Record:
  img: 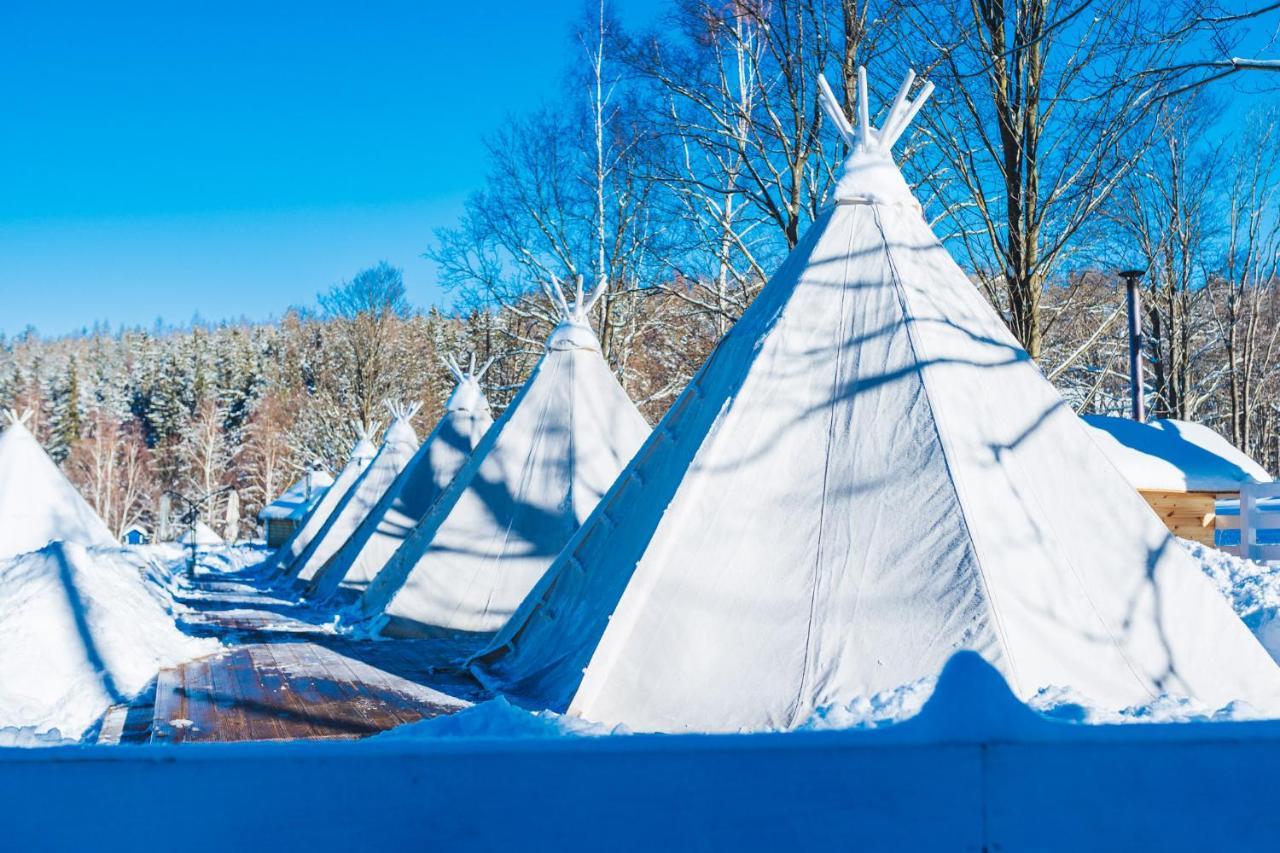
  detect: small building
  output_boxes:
[1082,416,1272,545]
[258,468,334,548]
[121,524,149,546]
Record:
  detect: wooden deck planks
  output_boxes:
[149,639,466,743]
[143,567,477,744]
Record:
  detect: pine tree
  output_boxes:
[47,358,84,463]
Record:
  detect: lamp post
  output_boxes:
[1119,269,1146,422]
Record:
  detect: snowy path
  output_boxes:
[119,546,490,744]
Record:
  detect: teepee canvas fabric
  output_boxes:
[353,282,651,637]
[272,429,378,575]
[289,404,422,585]
[0,413,114,560]
[305,361,495,600]
[470,69,1280,732]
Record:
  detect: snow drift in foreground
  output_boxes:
[381,671,1263,742]
[1182,538,1280,663]
[383,540,1280,739]
[0,542,219,740]
[374,696,625,740]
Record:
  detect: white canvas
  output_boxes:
[0,413,114,560]
[353,287,650,637]
[305,364,495,600]
[469,69,1280,733]
[289,404,421,585]
[272,429,377,575]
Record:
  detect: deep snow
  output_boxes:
[0,543,219,739]
[2,535,1278,746]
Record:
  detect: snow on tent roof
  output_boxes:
[258,469,336,522]
[271,424,379,575]
[304,358,495,601]
[287,402,423,586]
[351,278,651,637]
[178,520,224,546]
[0,411,114,561]
[0,542,219,738]
[1082,416,1271,493]
[468,68,1280,733]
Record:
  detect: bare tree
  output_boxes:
[65,410,156,539]
[911,0,1268,359]
[1211,110,1280,454]
[1110,103,1221,420]
[318,261,413,431]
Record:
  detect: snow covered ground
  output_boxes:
[2,535,1280,746]
[0,542,220,740]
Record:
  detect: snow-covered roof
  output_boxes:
[259,469,335,521]
[0,412,114,561]
[1082,416,1271,493]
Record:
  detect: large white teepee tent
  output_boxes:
[271,425,378,574]
[305,358,495,600]
[352,278,651,637]
[0,411,114,560]
[470,69,1280,733]
[288,402,422,586]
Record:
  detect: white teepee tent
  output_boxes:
[0,410,114,560]
[469,68,1280,732]
[288,402,422,586]
[272,425,378,574]
[305,358,495,600]
[351,278,651,637]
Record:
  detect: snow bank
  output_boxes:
[374,696,624,740]
[1182,537,1280,662]
[0,542,219,740]
[796,675,1262,731]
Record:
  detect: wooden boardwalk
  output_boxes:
[148,642,471,743]
[106,563,489,745]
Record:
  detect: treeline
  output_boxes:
[4,0,1280,539]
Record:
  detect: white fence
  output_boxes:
[1217,482,1280,562]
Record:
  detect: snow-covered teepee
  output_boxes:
[271,424,378,574]
[288,402,422,586]
[305,357,495,600]
[0,410,114,561]
[351,277,651,637]
[470,68,1280,732]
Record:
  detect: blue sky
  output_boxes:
[0,1,1274,336]
[0,1,661,336]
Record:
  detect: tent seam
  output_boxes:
[874,205,1023,696]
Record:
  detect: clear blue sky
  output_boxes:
[1,1,1274,337]
[0,0,661,336]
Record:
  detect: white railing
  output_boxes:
[1217,482,1280,562]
